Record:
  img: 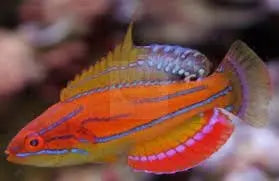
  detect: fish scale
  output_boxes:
[142,44,211,79]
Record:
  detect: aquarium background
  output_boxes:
[0,0,279,181]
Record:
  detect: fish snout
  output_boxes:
[4,149,10,155]
[5,144,20,156]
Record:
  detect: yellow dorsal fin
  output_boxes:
[60,23,169,101]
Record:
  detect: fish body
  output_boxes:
[6,24,271,174]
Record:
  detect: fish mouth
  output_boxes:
[5,150,13,162]
[5,149,19,163]
[5,151,26,165]
[5,149,9,155]
[5,150,14,161]
[4,149,12,160]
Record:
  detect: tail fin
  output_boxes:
[217,40,272,127]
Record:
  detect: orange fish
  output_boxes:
[5,24,271,174]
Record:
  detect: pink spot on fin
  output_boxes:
[194,133,204,141]
[202,125,213,134]
[129,156,139,161]
[157,153,166,160]
[166,149,176,157]
[209,108,219,125]
[185,138,195,147]
[175,144,185,152]
[148,155,157,161]
[141,156,147,162]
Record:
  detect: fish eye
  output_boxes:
[24,133,44,152]
[29,139,39,147]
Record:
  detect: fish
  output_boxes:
[5,24,272,174]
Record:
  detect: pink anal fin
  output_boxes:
[128,108,235,174]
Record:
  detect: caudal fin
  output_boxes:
[218,40,272,127]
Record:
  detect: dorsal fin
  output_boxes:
[60,23,173,101]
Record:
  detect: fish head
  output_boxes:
[5,101,89,167]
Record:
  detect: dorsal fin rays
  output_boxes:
[60,23,214,101]
[60,23,171,101]
[122,23,133,50]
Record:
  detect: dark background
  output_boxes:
[0,0,279,181]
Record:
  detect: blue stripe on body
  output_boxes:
[95,86,232,143]
[16,148,88,158]
[38,106,83,135]
[81,114,130,126]
[135,85,207,103]
[66,80,177,102]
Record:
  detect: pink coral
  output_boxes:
[43,0,110,24]
[0,31,44,96]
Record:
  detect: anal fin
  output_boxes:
[128,108,234,174]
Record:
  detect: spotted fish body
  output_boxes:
[6,24,271,174]
[140,44,211,78]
